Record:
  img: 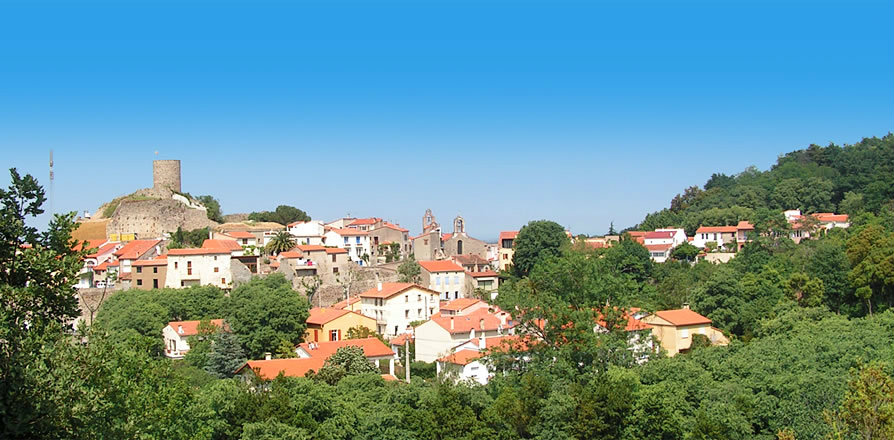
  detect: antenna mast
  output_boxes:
[49,150,54,215]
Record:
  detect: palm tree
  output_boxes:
[266,231,296,255]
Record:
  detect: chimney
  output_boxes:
[450,317,454,331]
[479,319,485,330]
[264,352,272,360]
[177,325,183,334]
[682,303,690,310]
[478,335,486,350]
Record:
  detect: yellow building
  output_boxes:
[305,307,377,343]
[641,307,729,356]
[498,231,518,271]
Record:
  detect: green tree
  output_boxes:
[266,231,296,255]
[249,205,310,225]
[226,274,310,359]
[510,220,570,278]
[670,241,701,262]
[826,364,894,440]
[314,346,379,385]
[205,331,247,378]
[398,255,422,283]
[197,194,224,223]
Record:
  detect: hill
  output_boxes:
[635,134,894,234]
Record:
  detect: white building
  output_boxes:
[162,319,226,359]
[323,228,372,266]
[165,248,233,288]
[414,307,514,363]
[358,283,441,338]
[436,335,526,385]
[418,260,468,300]
[223,231,260,248]
[692,226,738,250]
[287,221,326,245]
[644,229,686,247]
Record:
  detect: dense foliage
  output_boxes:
[510,219,570,278]
[197,195,225,223]
[636,134,894,235]
[248,205,311,226]
[168,226,212,249]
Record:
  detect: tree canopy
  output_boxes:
[248,205,310,225]
[510,220,570,278]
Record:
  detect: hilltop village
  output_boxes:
[70,159,853,384]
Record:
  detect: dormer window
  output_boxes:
[177,325,183,334]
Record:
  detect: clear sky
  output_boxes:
[2,0,892,241]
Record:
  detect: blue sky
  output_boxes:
[1,0,892,241]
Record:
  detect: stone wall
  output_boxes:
[107,198,217,239]
[153,160,181,193]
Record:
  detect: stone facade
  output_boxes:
[153,160,182,194]
[107,198,216,240]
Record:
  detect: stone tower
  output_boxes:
[152,160,181,193]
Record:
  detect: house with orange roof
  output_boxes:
[439,298,489,316]
[113,239,163,277]
[418,259,468,300]
[785,209,850,243]
[296,337,396,377]
[436,335,530,384]
[162,319,227,359]
[304,307,377,343]
[323,228,371,266]
[693,226,739,250]
[368,221,411,263]
[332,296,361,312]
[641,306,729,356]
[498,230,519,271]
[414,308,514,362]
[236,337,398,381]
[165,248,233,289]
[346,217,382,232]
[132,257,168,290]
[735,221,755,250]
[236,357,328,380]
[359,282,441,337]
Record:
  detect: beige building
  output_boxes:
[132,257,167,290]
[498,231,518,271]
[295,245,352,284]
[358,282,440,338]
[304,307,378,343]
[418,260,468,300]
[165,248,233,289]
[163,319,226,359]
[441,216,487,258]
[414,307,514,362]
[641,307,729,356]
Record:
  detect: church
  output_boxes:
[412,209,488,261]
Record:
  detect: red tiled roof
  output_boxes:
[202,239,243,251]
[441,298,483,311]
[441,233,453,241]
[499,231,518,241]
[85,241,120,258]
[736,221,754,230]
[644,231,675,239]
[297,337,394,359]
[468,271,498,278]
[279,251,304,259]
[390,333,414,346]
[92,260,118,272]
[296,245,327,252]
[596,314,652,332]
[438,350,482,365]
[167,319,226,336]
[306,307,351,325]
[74,239,109,253]
[332,297,360,309]
[114,239,161,260]
[381,374,399,381]
[418,260,464,273]
[167,248,231,256]
[654,309,712,326]
[237,357,327,380]
[429,308,512,334]
[132,258,168,266]
[328,228,369,237]
[626,231,648,237]
[645,243,673,251]
[695,226,738,234]
[348,218,381,226]
[359,283,437,299]
[814,213,849,222]
[226,231,255,239]
[382,222,409,232]
[325,248,348,254]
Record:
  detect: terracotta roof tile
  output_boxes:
[332,297,360,309]
[114,239,162,260]
[306,307,351,325]
[226,231,255,239]
[325,248,348,254]
[429,308,512,334]
[167,248,231,256]
[236,357,326,380]
[167,319,227,336]
[499,231,518,241]
[202,239,243,251]
[297,337,394,358]
[329,228,369,236]
[644,231,676,239]
[440,298,483,311]
[382,222,409,232]
[279,251,304,259]
[654,309,712,326]
[438,350,482,365]
[418,260,464,273]
[695,226,738,234]
[296,245,327,252]
[359,283,437,299]
[468,271,499,278]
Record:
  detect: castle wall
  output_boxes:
[107,198,216,239]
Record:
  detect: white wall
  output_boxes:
[428,270,467,300]
[360,287,440,338]
[165,254,233,288]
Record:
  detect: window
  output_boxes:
[187,261,192,276]
[503,253,508,259]
[333,267,339,274]
[405,295,409,303]
[174,262,179,269]
[344,237,349,244]
[330,329,340,341]
[136,267,142,273]
[417,294,421,302]
[153,267,158,273]
[356,237,361,244]
[136,279,142,286]
[453,275,459,285]
[424,239,429,245]
[214,267,219,273]
[242,239,248,245]
[213,256,217,260]
[331,254,336,263]
[221,278,226,284]
[405,310,409,318]
[418,308,422,317]
[153,279,158,289]
[454,291,459,299]
[180,280,185,287]
[457,240,463,254]
[435,277,440,286]
[681,329,689,338]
